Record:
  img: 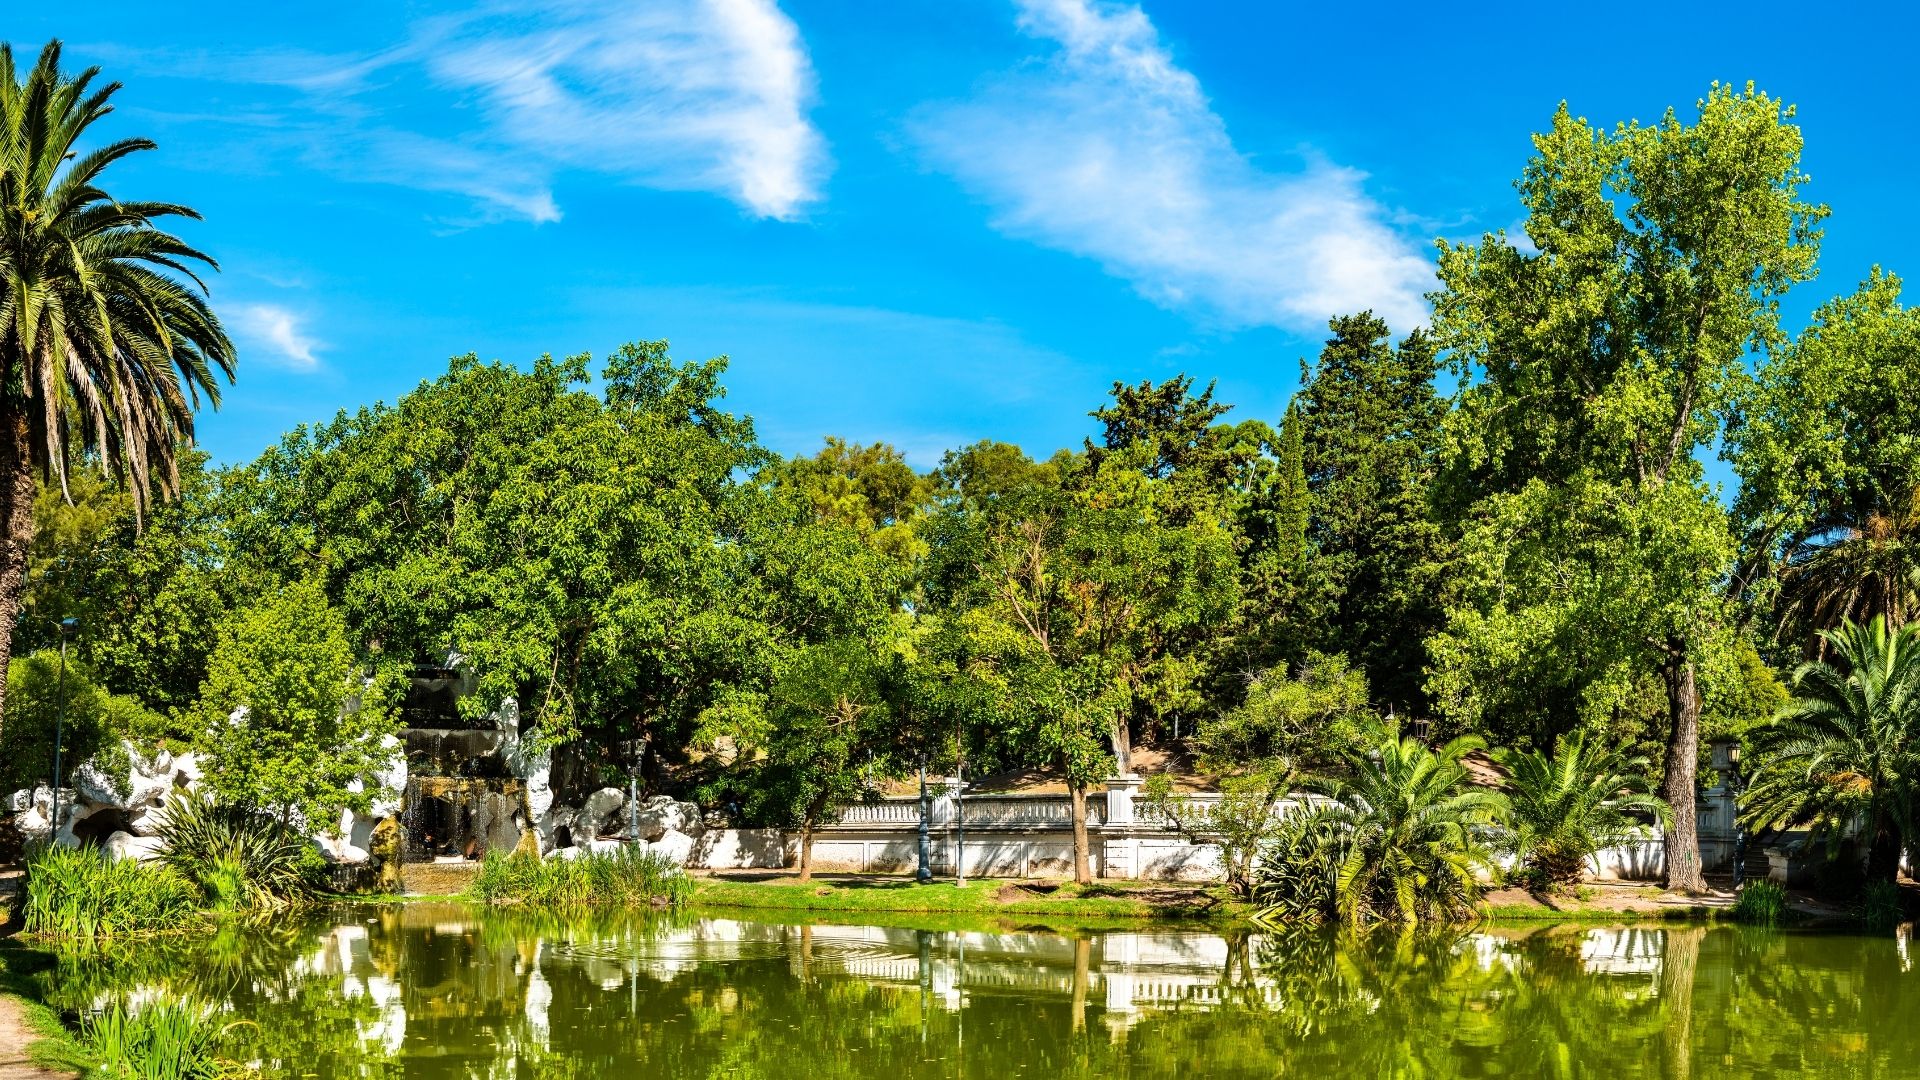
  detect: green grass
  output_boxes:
[469,848,694,907]
[691,875,1236,921]
[0,942,96,1076]
[1477,903,1723,924]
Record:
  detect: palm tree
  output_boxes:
[1501,731,1671,888]
[1742,616,1920,883]
[1776,488,1920,657]
[1310,730,1508,923]
[0,40,233,728]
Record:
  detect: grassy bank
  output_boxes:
[0,944,91,1076]
[691,875,1238,921]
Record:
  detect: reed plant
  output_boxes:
[470,846,692,907]
[81,1000,238,1080]
[1729,880,1789,926]
[22,845,200,938]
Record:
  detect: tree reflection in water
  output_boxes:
[19,906,1919,1078]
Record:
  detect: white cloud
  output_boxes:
[422,0,827,221]
[912,0,1432,332]
[232,304,322,369]
[110,0,826,224]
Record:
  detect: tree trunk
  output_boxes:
[797,820,814,883]
[1867,809,1902,885]
[1069,781,1092,885]
[1660,647,1706,894]
[0,410,36,745]
[1070,935,1090,1034]
[1658,926,1702,1080]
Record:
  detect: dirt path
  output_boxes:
[0,996,70,1079]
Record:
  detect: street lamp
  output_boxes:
[916,761,933,883]
[1708,736,1746,889]
[619,737,648,844]
[48,617,77,843]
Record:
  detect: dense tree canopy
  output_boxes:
[10,76,1920,907]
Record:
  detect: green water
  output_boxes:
[22,905,1920,1077]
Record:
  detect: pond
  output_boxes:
[21,905,1919,1077]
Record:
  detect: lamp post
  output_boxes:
[1709,736,1746,890]
[620,737,648,845]
[48,617,76,842]
[916,762,932,883]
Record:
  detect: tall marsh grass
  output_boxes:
[1730,880,1788,926]
[469,846,692,907]
[81,1000,236,1080]
[22,845,199,938]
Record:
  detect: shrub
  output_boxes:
[81,1000,234,1080]
[469,847,692,907]
[1501,731,1670,889]
[1730,880,1788,926]
[155,792,324,909]
[22,846,199,938]
[1249,807,1348,925]
[1860,879,1906,930]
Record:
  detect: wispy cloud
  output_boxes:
[912,0,1431,332]
[232,304,322,369]
[103,0,826,224]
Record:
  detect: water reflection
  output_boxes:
[24,907,1920,1078]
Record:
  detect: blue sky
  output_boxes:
[14,1,1920,469]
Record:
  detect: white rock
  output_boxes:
[587,839,630,856]
[546,844,586,861]
[8,789,31,813]
[72,760,125,809]
[368,736,407,819]
[577,788,626,838]
[651,829,696,867]
[125,744,175,810]
[14,808,49,844]
[105,831,164,863]
[128,803,171,837]
[170,752,203,788]
[533,805,577,854]
[332,843,371,865]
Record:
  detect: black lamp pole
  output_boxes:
[916,762,932,883]
[49,617,76,841]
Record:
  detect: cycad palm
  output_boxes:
[1315,731,1508,923]
[0,40,232,726]
[1742,616,1920,883]
[1503,731,1671,887]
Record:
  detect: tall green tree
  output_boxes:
[1429,84,1825,890]
[223,342,897,766]
[713,636,903,881]
[1291,313,1449,714]
[0,41,235,731]
[926,461,1235,881]
[194,580,399,826]
[1729,269,1920,652]
[775,437,934,569]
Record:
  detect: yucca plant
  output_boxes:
[155,791,321,908]
[1500,731,1671,889]
[22,844,198,937]
[1249,805,1349,925]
